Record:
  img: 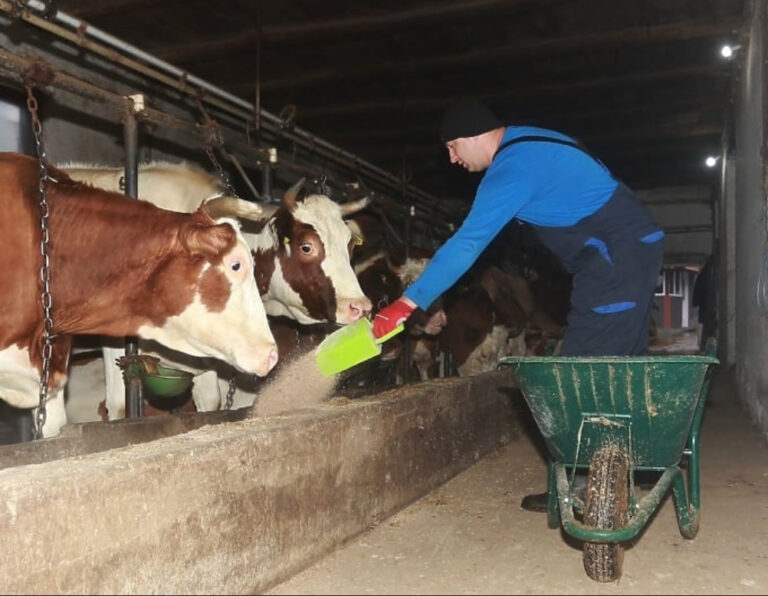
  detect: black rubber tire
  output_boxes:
[582,445,630,582]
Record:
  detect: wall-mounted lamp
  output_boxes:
[705,155,720,168]
[720,44,742,59]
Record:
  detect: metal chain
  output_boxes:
[313,173,331,196]
[225,375,236,410]
[26,84,54,439]
[204,141,238,198]
[197,95,239,411]
[10,0,27,18]
[195,96,239,198]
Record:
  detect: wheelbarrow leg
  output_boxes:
[547,458,559,529]
[673,374,709,539]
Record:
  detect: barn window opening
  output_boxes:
[667,270,684,298]
[0,89,32,154]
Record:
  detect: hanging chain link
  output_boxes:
[196,96,241,406]
[26,84,55,439]
[195,95,239,198]
[224,376,236,410]
[10,0,27,18]
[204,139,238,198]
[314,173,331,196]
[203,134,241,405]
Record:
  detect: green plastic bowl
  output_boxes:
[139,364,194,398]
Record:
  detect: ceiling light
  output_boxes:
[720,44,741,59]
[705,156,720,168]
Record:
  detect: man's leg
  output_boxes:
[521,239,662,511]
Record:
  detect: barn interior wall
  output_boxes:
[644,197,713,264]
[724,159,737,365]
[731,0,768,439]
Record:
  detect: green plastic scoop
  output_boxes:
[315,318,404,377]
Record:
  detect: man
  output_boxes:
[372,98,664,511]
[693,256,717,351]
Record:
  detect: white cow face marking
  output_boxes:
[139,223,278,377]
[292,196,371,324]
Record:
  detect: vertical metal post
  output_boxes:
[401,203,415,383]
[262,147,276,201]
[123,94,143,419]
[262,163,272,202]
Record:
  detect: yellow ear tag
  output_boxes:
[283,236,290,245]
[353,234,363,246]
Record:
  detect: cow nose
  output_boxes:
[267,348,279,373]
[348,298,372,321]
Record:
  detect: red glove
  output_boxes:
[373,297,416,339]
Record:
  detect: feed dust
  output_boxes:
[251,349,339,417]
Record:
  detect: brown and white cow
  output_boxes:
[0,152,277,436]
[249,180,372,325]
[349,237,448,385]
[440,265,565,377]
[62,163,371,417]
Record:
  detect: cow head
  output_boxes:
[137,210,279,377]
[248,179,372,325]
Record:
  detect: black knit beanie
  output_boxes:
[439,99,502,142]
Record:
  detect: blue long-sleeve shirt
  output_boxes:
[404,126,619,310]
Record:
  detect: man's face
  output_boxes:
[445,136,491,172]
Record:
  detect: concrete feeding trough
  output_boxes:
[0,371,524,594]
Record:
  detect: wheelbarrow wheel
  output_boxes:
[583,445,630,582]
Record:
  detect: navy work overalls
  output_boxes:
[497,136,664,356]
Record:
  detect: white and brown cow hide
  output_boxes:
[0,153,277,436]
[62,164,370,420]
[440,265,565,377]
[347,234,447,387]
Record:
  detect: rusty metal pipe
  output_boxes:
[122,99,143,419]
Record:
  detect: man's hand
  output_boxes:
[373,297,417,339]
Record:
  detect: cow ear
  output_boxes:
[479,270,499,302]
[179,219,236,263]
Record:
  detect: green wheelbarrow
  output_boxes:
[498,340,719,582]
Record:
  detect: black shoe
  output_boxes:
[520,491,549,512]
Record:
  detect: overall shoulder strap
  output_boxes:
[494,134,612,176]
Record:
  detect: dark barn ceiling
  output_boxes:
[54,0,746,205]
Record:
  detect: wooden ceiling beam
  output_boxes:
[349,123,722,165]
[154,15,741,74]
[306,98,725,141]
[244,18,741,92]
[269,65,730,119]
[60,0,187,19]
[151,0,531,63]
[260,0,529,41]
[375,134,723,176]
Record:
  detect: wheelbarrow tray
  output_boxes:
[499,353,719,469]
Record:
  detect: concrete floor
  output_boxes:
[265,359,768,594]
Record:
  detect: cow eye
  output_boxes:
[230,260,242,272]
[300,243,313,254]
